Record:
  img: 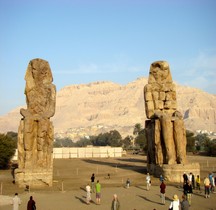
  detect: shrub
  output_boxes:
[0,133,16,169]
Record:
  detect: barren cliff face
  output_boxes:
[0,77,215,139]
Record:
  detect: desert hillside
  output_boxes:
[0,77,215,140]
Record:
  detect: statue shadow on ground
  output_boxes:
[137,195,162,205]
[192,191,205,198]
[135,186,147,191]
[75,196,87,204]
[165,196,173,202]
[83,159,147,174]
[80,186,86,192]
[116,158,147,164]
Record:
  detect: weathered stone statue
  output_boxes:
[144,61,199,182]
[16,58,56,187]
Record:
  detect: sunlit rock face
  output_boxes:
[16,58,56,187]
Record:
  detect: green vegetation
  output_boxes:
[186,130,196,152]
[185,131,216,156]
[53,126,216,157]
[0,133,17,169]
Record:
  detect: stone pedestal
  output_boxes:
[15,168,53,188]
[148,162,200,183]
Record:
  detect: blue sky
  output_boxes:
[0,0,216,115]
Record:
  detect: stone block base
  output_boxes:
[15,169,53,188]
[148,162,200,183]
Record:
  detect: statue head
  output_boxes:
[148,61,172,84]
[24,58,53,92]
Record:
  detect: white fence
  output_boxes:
[12,146,123,160]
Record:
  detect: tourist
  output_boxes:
[146,173,151,190]
[159,174,163,182]
[183,172,188,184]
[95,180,101,204]
[191,173,195,189]
[169,194,180,210]
[160,180,166,204]
[86,183,91,205]
[195,175,201,191]
[186,181,193,206]
[204,176,210,198]
[209,172,215,192]
[111,194,120,210]
[91,173,95,193]
[180,194,189,210]
[183,181,189,196]
[212,173,215,192]
[188,172,192,183]
[126,178,131,188]
[27,196,36,210]
[11,193,21,210]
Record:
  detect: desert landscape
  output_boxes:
[1,154,216,210]
[0,78,216,140]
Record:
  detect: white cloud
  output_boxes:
[181,51,216,94]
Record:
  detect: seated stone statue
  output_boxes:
[144,61,187,165]
[18,58,56,170]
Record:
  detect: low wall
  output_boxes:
[12,146,123,160]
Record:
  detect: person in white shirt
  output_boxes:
[146,173,151,190]
[11,193,21,210]
[86,183,91,204]
[169,194,180,210]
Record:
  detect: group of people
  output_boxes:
[86,173,102,205]
[11,193,36,210]
[87,173,120,209]
[11,171,215,210]
[149,171,215,210]
[183,171,216,199]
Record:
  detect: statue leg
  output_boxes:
[23,118,35,168]
[161,118,176,164]
[173,119,187,164]
[155,120,163,165]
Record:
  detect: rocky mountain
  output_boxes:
[0,77,215,140]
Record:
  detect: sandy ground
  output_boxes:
[0,154,216,210]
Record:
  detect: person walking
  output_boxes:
[169,194,180,210]
[204,176,210,198]
[95,180,101,205]
[27,196,36,210]
[195,175,201,191]
[146,173,151,191]
[160,180,166,205]
[191,173,195,189]
[126,178,130,188]
[180,194,189,210]
[186,181,193,206]
[183,181,189,196]
[91,173,95,193]
[159,174,164,182]
[11,193,21,210]
[111,194,120,210]
[183,172,188,187]
[86,183,91,205]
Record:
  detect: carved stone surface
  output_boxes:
[16,58,56,187]
[144,61,187,166]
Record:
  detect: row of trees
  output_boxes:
[1,125,216,169]
[53,123,147,150]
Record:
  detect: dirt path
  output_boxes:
[0,154,216,210]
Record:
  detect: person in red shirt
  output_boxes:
[160,180,166,204]
[27,196,36,210]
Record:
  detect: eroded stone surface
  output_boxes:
[144,61,187,166]
[16,58,56,187]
